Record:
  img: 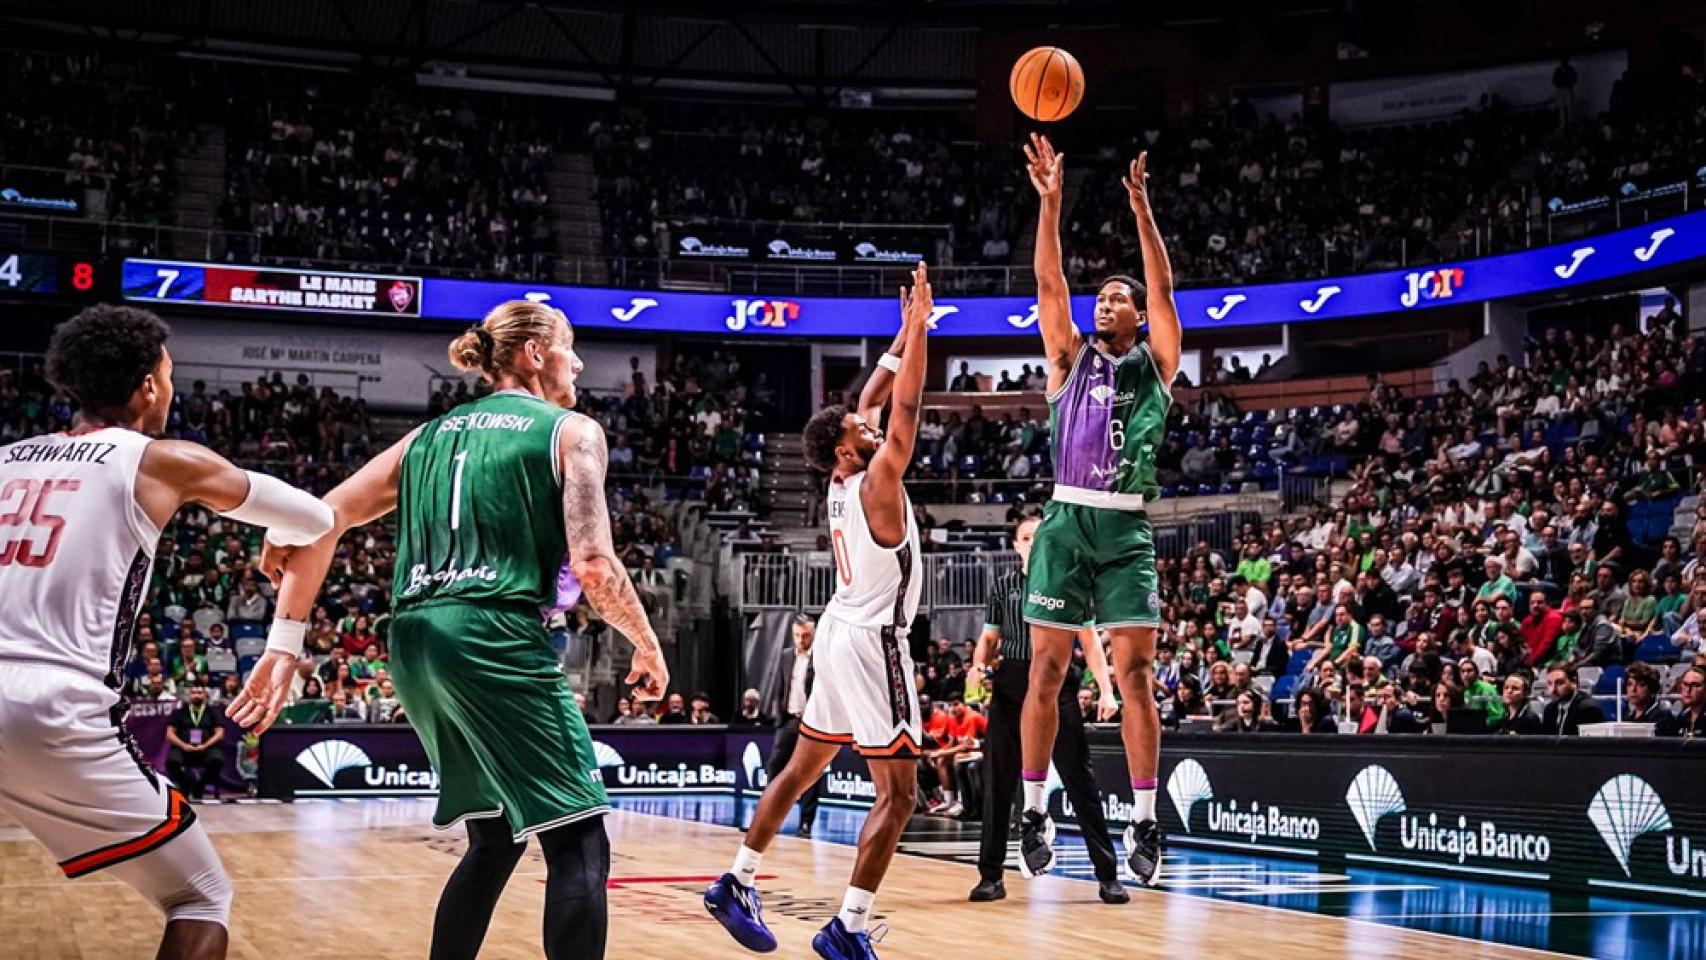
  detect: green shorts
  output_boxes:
[1021,500,1161,629]
[389,601,608,840]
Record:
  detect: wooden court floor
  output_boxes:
[0,801,1570,960]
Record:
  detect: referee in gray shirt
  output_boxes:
[968,514,1127,904]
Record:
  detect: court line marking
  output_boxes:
[621,808,1583,960]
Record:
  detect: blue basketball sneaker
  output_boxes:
[704,873,777,953]
[812,917,887,960]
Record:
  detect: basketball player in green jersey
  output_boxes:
[1013,133,1181,885]
[231,300,668,960]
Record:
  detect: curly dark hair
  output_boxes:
[802,404,850,473]
[46,305,171,409]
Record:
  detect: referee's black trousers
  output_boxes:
[768,715,821,826]
[978,660,1120,884]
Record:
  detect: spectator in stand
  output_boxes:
[1459,659,1505,729]
[1541,664,1607,735]
[1283,688,1335,735]
[689,692,721,725]
[1619,663,1668,723]
[1657,667,1706,738]
[1496,674,1544,735]
[925,696,984,818]
[165,683,225,799]
[657,692,689,725]
[1342,684,1378,734]
[729,689,772,729]
[1520,591,1564,666]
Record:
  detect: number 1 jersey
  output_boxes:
[0,427,157,690]
[393,391,573,612]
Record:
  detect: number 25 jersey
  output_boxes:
[0,427,157,689]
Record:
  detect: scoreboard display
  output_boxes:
[122,259,422,317]
[0,251,106,298]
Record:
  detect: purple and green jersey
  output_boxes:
[1047,340,1172,506]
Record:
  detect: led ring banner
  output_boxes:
[124,209,1706,337]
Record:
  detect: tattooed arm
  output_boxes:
[560,413,670,700]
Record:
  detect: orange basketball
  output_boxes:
[1009,46,1084,122]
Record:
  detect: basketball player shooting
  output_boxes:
[1014,134,1181,884]
[705,262,933,960]
[0,305,335,960]
[229,300,668,960]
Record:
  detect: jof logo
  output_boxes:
[295,740,371,789]
[1399,268,1465,307]
[726,299,800,331]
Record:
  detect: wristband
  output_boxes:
[265,618,308,656]
[878,353,902,373]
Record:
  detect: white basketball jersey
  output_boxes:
[0,427,158,687]
[821,471,922,631]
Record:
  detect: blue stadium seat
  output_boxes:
[1218,482,1237,495]
[237,654,260,677]
[1270,675,1298,703]
[1197,483,1217,497]
[1592,665,1627,696]
[1634,635,1679,664]
[1285,648,1313,675]
[230,622,266,640]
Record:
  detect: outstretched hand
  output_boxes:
[226,649,303,734]
[1023,132,1064,198]
[1121,151,1151,216]
[900,261,935,330]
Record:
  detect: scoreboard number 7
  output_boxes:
[154,268,180,298]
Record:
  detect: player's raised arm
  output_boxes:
[1025,132,1079,393]
[1124,151,1181,385]
[560,414,671,701]
[864,261,933,498]
[855,307,912,428]
[228,429,414,732]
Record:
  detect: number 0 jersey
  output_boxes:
[0,427,158,689]
[823,471,922,632]
[1048,339,1172,507]
[393,390,574,612]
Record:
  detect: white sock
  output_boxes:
[838,886,875,933]
[731,845,763,887]
[1022,780,1046,814]
[943,790,956,804]
[1133,787,1158,823]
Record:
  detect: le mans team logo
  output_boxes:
[388,279,415,313]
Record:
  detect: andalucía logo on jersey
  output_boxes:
[1588,775,1673,877]
[296,740,370,789]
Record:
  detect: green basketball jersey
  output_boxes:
[1047,340,1172,502]
[393,391,571,610]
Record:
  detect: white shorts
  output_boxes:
[799,615,922,759]
[0,662,200,877]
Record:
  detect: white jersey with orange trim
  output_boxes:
[0,427,158,689]
[821,470,922,632]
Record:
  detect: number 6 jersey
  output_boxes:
[0,427,157,690]
[1047,340,1171,508]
